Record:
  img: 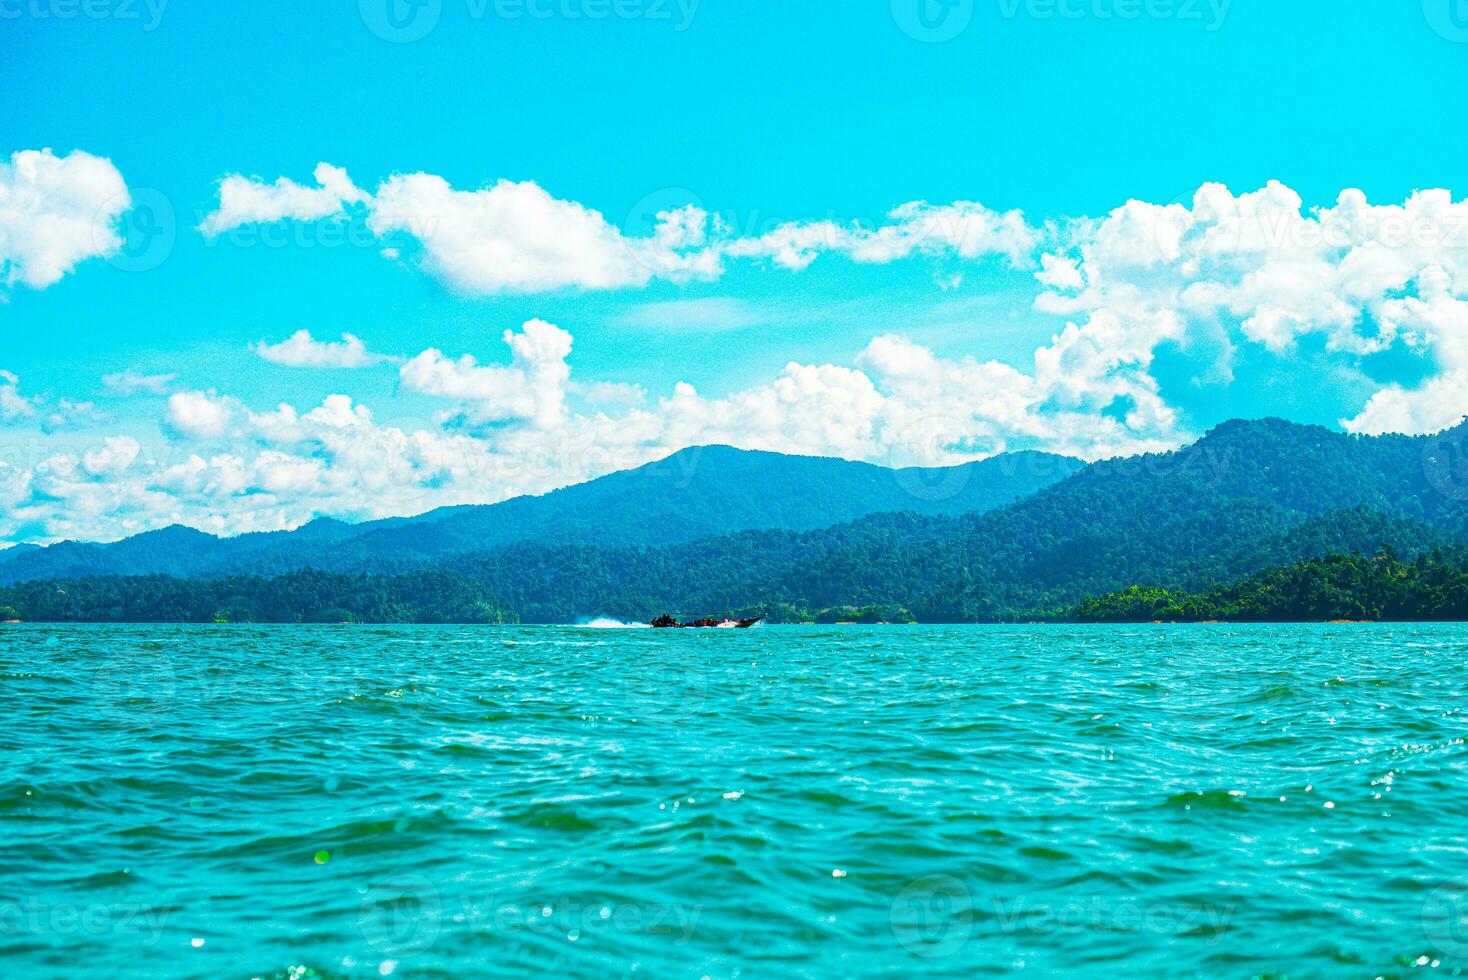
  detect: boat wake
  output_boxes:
[578,617,651,629]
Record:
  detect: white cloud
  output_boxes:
[1340,268,1468,434]
[1036,181,1468,437]
[0,148,128,292]
[253,330,388,368]
[42,398,104,433]
[717,200,1040,277]
[724,201,1037,271]
[166,390,235,439]
[252,450,325,495]
[20,178,1468,542]
[198,164,1041,295]
[83,436,141,476]
[399,318,573,428]
[367,175,722,293]
[1,371,105,431]
[197,162,366,236]
[1343,372,1468,436]
[1036,252,1084,290]
[394,319,1179,469]
[572,379,647,408]
[0,370,35,421]
[102,369,178,396]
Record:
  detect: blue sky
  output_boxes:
[2,0,1468,543]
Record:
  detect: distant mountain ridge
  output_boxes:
[395,417,1468,621]
[0,445,1084,585]
[9,418,1468,623]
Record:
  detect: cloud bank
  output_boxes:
[8,172,1468,544]
[197,162,1037,294]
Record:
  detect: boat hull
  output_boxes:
[650,615,762,629]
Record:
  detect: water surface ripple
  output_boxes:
[2,623,1467,977]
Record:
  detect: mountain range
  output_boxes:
[4,417,1468,622]
[0,446,1082,585]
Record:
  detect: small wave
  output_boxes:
[578,617,650,629]
[1159,788,1251,811]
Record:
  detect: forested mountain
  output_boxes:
[12,543,1468,625]
[1073,551,1468,622]
[421,505,1461,623]
[0,567,512,624]
[882,417,1468,617]
[0,543,41,565]
[479,417,1468,621]
[5,418,1468,623]
[0,446,1082,585]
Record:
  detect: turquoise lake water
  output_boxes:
[2,623,1467,978]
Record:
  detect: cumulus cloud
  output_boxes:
[197,162,366,236]
[1036,181,1468,436]
[83,436,141,476]
[366,318,1180,475]
[166,390,235,439]
[1036,252,1084,291]
[253,330,389,368]
[399,318,573,428]
[1344,372,1468,437]
[197,163,1041,295]
[0,148,129,292]
[367,176,721,293]
[1339,267,1468,434]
